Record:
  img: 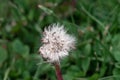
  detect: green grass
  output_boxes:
[0,0,120,80]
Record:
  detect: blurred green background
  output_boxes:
[0,0,120,80]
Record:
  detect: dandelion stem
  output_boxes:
[54,62,63,80]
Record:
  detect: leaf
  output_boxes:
[81,57,90,74]
[12,39,29,58]
[84,44,91,56]
[114,51,120,62]
[63,74,74,80]
[22,46,29,58]
[62,21,79,37]
[113,68,120,80]
[28,10,34,21]
[38,5,53,15]
[113,64,120,75]
[0,46,7,64]
[99,65,107,77]
[111,34,120,62]
[89,73,99,80]
[63,65,82,80]
[12,39,24,54]
[22,70,30,80]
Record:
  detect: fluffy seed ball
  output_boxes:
[39,23,75,63]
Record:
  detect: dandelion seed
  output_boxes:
[39,23,76,63]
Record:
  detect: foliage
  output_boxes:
[0,0,120,80]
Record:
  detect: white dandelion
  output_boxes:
[39,23,76,63]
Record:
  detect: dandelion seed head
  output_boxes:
[39,23,75,63]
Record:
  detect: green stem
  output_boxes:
[3,68,11,80]
[79,4,105,31]
[3,58,15,80]
[33,65,41,80]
